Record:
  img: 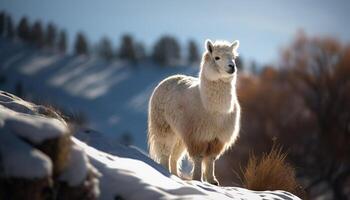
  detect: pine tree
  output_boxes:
[45,23,57,48]
[6,16,14,39]
[187,40,199,64]
[135,42,146,61]
[74,32,89,55]
[58,30,67,53]
[98,37,113,61]
[152,36,181,66]
[31,21,44,47]
[0,11,5,36]
[119,34,136,62]
[17,17,30,41]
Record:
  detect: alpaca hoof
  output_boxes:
[209,179,219,186]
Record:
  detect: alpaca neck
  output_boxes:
[199,71,236,113]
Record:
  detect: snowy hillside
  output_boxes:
[0,38,197,149]
[0,91,301,200]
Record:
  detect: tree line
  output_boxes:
[0,12,200,66]
[0,12,67,53]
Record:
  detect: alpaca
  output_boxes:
[148,39,241,185]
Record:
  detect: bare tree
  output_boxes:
[282,33,350,199]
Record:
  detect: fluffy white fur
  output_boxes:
[148,39,241,185]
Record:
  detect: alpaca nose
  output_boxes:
[227,64,236,74]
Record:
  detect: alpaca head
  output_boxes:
[201,39,240,81]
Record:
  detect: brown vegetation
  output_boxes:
[242,146,304,198]
[217,32,350,199]
[35,135,71,177]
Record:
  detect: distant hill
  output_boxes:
[0,38,198,149]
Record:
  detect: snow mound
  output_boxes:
[0,91,68,144]
[74,137,301,200]
[0,129,52,179]
[5,113,68,144]
[0,91,99,199]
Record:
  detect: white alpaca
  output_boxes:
[148,39,241,185]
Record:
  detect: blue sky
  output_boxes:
[1,0,350,64]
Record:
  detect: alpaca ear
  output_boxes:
[205,39,213,53]
[230,40,240,51]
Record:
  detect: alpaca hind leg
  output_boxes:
[191,156,203,181]
[156,138,176,171]
[148,115,176,172]
[170,139,186,176]
[149,131,176,172]
[159,154,170,171]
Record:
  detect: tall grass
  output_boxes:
[241,145,304,198]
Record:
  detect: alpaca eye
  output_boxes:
[215,57,220,60]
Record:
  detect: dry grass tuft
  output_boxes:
[36,134,71,177]
[242,145,304,197]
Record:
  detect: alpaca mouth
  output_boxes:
[226,68,235,74]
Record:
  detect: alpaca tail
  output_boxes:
[241,146,304,198]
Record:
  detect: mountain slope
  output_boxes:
[0,38,197,149]
[0,90,301,200]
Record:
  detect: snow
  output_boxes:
[0,98,62,178]
[59,142,100,187]
[0,106,68,144]
[6,116,67,144]
[0,91,68,144]
[20,55,60,75]
[0,129,52,178]
[73,137,301,200]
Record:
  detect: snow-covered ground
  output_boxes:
[75,137,301,200]
[0,90,301,199]
[0,38,198,149]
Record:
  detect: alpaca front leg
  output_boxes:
[204,157,219,185]
[192,156,203,181]
[170,140,185,176]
